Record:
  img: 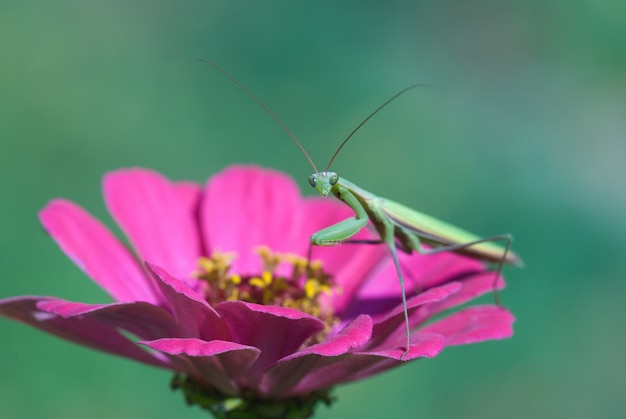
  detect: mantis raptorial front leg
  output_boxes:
[307,186,414,358]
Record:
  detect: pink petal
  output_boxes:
[367,281,463,350]
[104,168,201,285]
[301,314,373,356]
[352,249,485,311]
[0,296,170,368]
[146,263,230,341]
[346,333,446,381]
[261,315,373,396]
[39,199,159,304]
[420,305,515,345]
[264,332,445,396]
[215,301,325,385]
[365,272,508,353]
[142,338,261,396]
[410,271,506,328]
[201,166,305,275]
[174,181,202,216]
[36,298,179,341]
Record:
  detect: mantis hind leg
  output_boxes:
[404,232,514,305]
[335,223,412,359]
[385,229,412,360]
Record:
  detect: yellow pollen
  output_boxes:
[304,279,318,299]
[309,260,323,271]
[228,288,240,301]
[195,246,338,344]
[195,257,215,273]
[249,277,263,288]
[262,270,273,285]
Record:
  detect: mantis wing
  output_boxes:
[380,199,523,266]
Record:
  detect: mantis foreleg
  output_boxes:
[308,187,413,358]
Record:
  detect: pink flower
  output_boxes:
[0,165,514,416]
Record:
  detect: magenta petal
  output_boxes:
[411,271,506,328]
[367,281,463,350]
[364,333,447,361]
[104,168,201,284]
[0,296,170,368]
[263,332,445,396]
[39,199,159,304]
[36,298,179,341]
[261,315,373,395]
[142,338,261,396]
[420,305,515,346]
[352,250,484,310]
[215,301,325,384]
[341,333,446,382]
[146,263,230,341]
[301,314,373,356]
[201,166,305,275]
[174,181,202,216]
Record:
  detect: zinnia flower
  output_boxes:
[0,165,514,418]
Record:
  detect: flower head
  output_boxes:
[0,165,514,417]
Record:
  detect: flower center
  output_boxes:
[194,246,338,342]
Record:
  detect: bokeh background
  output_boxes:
[1,1,625,418]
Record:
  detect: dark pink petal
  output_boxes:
[344,333,446,382]
[215,301,325,385]
[263,332,445,396]
[409,271,506,329]
[146,263,230,341]
[142,338,261,396]
[300,314,373,356]
[366,281,463,351]
[0,296,170,368]
[104,168,201,285]
[351,250,485,315]
[420,305,514,345]
[36,298,179,341]
[39,199,159,304]
[366,272,506,353]
[261,315,373,396]
[174,181,202,216]
[201,166,306,275]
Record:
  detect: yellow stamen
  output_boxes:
[195,246,338,344]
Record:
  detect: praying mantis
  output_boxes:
[202,61,523,359]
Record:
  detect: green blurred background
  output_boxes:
[1,1,625,418]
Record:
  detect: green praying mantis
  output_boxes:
[202,61,523,359]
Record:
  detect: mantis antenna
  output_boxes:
[200,60,426,176]
[325,83,428,172]
[198,60,319,173]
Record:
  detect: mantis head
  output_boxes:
[308,172,339,197]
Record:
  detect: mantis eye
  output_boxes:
[308,174,317,187]
[329,173,339,185]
